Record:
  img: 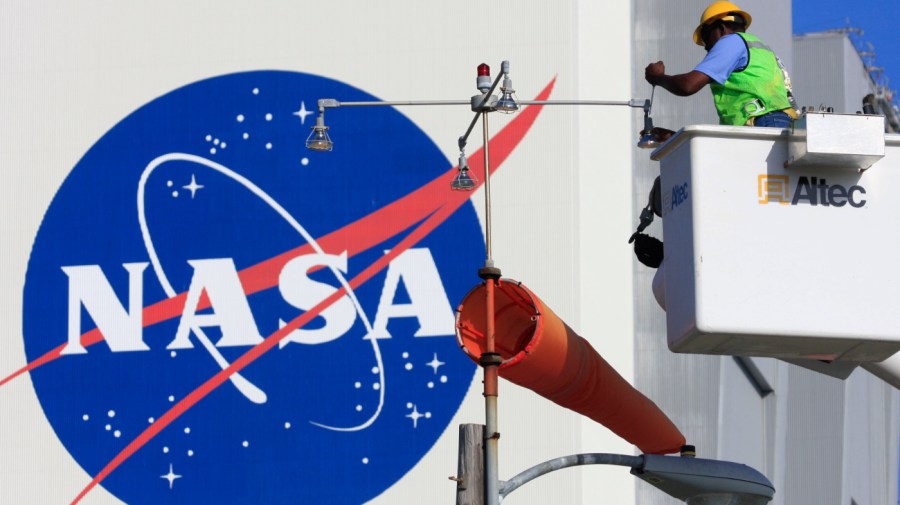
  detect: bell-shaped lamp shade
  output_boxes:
[637,131,659,149]
[450,150,478,191]
[451,168,477,191]
[637,112,658,149]
[495,77,519,114]
[306,125,333,152]
[451,153,477,191]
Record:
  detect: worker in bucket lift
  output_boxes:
[642,1,799,143]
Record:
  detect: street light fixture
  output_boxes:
[637,85,659,149]
[494,62,519,114]
[305,110,333,151]
[494,78,519,113]
[482,447,774,504]
[451,150,477,191]
[633,453,775,504]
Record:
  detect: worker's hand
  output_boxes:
[645,61,666,86]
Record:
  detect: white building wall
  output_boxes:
[574,1,638,503]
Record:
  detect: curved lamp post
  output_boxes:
[497,450,774,504]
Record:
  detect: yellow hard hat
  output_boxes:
[693,1,752,45]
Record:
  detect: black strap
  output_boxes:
[628,176,665,268]
[629,176,662,239]
[649,176,662,217]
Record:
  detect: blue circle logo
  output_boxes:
[23,71,484,504]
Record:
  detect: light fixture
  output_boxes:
[637,85,658,149]
[451,151,477,191]
[495,75,519,113]
[496,451,774,504]
[305,111,333,151]
[637,114,660,149]
[633,453,774,504]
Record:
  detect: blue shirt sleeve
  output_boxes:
[693,33,748,84]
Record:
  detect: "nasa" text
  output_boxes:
[60,248,456,355]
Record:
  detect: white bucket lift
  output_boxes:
[651,115,900,371]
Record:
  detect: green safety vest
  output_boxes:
[709,32,792,126]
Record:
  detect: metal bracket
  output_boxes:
[317,98,341,108]
[478,266,502,280]
[479,352,503,367]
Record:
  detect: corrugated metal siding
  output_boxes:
[631,2,726,503]
[842,36,877,114]
[792,32,876,114]
[793,33,846,111]
[843,372,899,505]
[783,368,845,505]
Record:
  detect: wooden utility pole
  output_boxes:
[454,424,485,505]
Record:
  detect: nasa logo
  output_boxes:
[21,71,487,504]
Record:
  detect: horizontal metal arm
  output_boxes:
[317,98,649,109]
[316,93,651,155]
[499,453,644,499]
[317,99,469,108]
[520,99,649,108]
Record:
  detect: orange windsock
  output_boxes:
[455,279,685,455]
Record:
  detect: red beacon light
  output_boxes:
[476,63,492,93]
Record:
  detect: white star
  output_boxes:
[182,174,204,199]
[293,101,314,125]
[406,405,425,429]
[426,353,445,375]
[160,464,182,489]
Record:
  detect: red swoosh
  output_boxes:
[33,79,556,504]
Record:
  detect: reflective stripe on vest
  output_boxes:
[709,33,792,126]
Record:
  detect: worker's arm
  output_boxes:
[645,61,710,97]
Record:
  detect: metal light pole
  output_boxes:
[456,61,507,505]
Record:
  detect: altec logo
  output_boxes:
[671,182,689,211]
[758,174,867,207]
[661,182,690,216]
[8,71,552,504]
